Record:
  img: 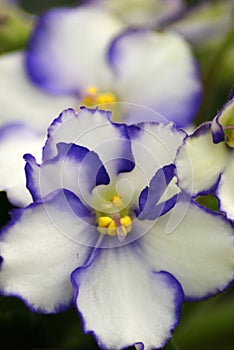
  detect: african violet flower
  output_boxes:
[176,92,234,220]
[25,5,202,128]
[0,4,202,130]
[1,107,234,349]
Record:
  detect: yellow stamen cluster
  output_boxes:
[223,125,234,148]
[82,86,116,107]
[111,195,122,208]
[97,215,132,237]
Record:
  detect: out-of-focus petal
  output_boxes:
[170,1,234,45]
[0,52,76,130]
[26,6,122,95]
[108,30,202,127]
[0,123,44,207]
[86,0,184,26]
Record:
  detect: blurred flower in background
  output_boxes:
[0,4,202,130]
[169,0,234,45]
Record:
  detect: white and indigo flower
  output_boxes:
[0,4,202,130]
[0,107,234,349]
[176,91,234,221]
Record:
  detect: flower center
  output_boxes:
[223,124,234,147]
[96,195,132,241]
[81,86,116,108]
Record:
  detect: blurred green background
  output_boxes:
[0,0,234,349]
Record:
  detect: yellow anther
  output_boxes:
[223,125,234,148]
[97,203,132,239]
[82,95,96,107]
[107,220,117,236]
[87,86,98,95]
[98,216,112,228]
[81,86,116,108]
[120,216,132,233]
[97,92,116,105]
[111,195,122,208]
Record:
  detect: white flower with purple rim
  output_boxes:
[176,91,234,221]
[0,107,234,350]
[0,4,202,130]
[11,6,201,127]
[25,5,202,128]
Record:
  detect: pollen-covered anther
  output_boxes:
[111,195,122,208]
[97,215,132,238]
[81,86,116,107]
[223,124,234,147]
[97,92,116,105]
[98,216,112,228]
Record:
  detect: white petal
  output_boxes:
[72,246,183,349]
[0,190,93,313]
[217,154,234,220]
[0,124,44,207]
[26,6,123,94]
[139,201,234,300]
[0,52,76,130]
[25,142,109,206]
[170,1,233,45]
[43,108,133,177]
[123,122,185,201]
[176,124,229,196]
[109,30,202,127]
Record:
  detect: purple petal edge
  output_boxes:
[138,164,177,220]
[25,7,80,96]
[0,189,94,313]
